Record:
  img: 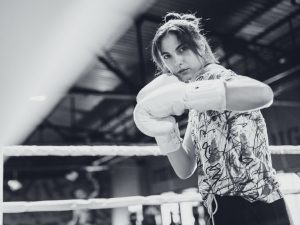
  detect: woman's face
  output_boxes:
[160,33,205,82]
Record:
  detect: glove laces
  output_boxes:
[205,194,218,225]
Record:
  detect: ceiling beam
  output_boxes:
[97,55,139,93]
[269,24,300,49]
[141,13,286,55]
[272,100,300,107]
[250,8,300,43]
[273,78,300,97]
[262,64,300,97]
[229,0,283,35]
[264,64,300,85]
[70,87,136,101]
[136,20,147,86]
[75,85,134,128]
[94,104,133,131]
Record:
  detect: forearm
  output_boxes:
[166,145,197,179]
[225,78,273,111]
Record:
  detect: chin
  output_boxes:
[177,76,187,82]
[176,72,194,82]
[182,75,194,83]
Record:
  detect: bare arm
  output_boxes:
[225,76,273,111]
[165,77,273,179]
[166,121,197,179]
[167,146,197,179]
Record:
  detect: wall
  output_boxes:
[263,105,300,172]
[3,171,111,225]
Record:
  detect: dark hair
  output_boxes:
[151,12,218,74]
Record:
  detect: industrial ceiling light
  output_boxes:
[29,95,47,102]
[65,171,79,181]
[7,179,22,191]
[279,57,287,64]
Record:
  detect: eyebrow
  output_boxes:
[161,42,186,55]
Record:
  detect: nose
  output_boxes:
[174,54,183,67]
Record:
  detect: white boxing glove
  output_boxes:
[134,73,181,137]
[155,122,181,154]
[134,74,182,154]
[136,73,180,102]
[133,105,181,154]
[133,105,176,137]
[138,79,227,118]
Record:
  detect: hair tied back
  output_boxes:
[181,14,196,22]
[164,12,182,23]
[164,12,200,26]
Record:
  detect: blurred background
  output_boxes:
[1,0,300,224]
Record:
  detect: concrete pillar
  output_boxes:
[111,159,141,225]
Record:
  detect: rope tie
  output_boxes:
[206,194,218,225]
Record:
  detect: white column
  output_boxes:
[111,160,141,225]
[0,149,3,224]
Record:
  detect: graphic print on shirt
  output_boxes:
[189,64,281,204]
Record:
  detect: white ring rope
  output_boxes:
[2,145,161,156]
[3,193,203,213]
[269,145,300,155]
[2,145,300,156]
[3,188,300,214]
[1,145,300,215]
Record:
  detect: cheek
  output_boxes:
[163,59,175,71]
[192,55,204,69]
[185,52,199,63]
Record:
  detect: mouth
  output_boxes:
[177,68,190,75]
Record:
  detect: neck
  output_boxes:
[189,63,213,82]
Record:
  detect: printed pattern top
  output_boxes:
[187,64,282,204]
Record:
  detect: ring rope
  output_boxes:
[4,187,300,214]
[2,145,300,156]
[3,193,203,213]
[1,145,300,215]
[3,188,300,214]
[2,145,161,156]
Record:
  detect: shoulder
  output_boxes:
[198,64,244,82]
[209,64,238,80]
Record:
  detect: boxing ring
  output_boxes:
[1,145,300,224]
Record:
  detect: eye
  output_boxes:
[179,45,187,52]
[162,54,170,60]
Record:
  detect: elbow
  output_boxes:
[176,171,193,180]
[260,84,274,108]
[174,166,196,180]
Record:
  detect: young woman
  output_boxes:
[133,12,292,225]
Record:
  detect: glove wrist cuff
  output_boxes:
[155,125,182,154]
[184,79,226,111]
